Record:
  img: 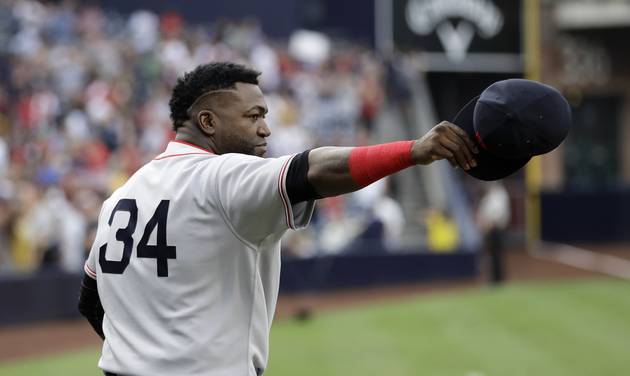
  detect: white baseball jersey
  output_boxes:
[84,140,315,376]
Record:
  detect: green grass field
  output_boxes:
[1,278,629,376]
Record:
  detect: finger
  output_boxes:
[435,145,459,168]
[447,157,458,169]
[441,130,476,168]
[440,137,471,170]
[431,144,453,161]
[432,145,459,168]
[445,122,479,154]
[444,127,477,167]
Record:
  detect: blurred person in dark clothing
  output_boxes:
[476,181,510,285]
[0,191,14,270]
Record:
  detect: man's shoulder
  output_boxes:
[218,153,291,168]
[220,152,264,162]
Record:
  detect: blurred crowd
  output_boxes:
[0,0,406,274]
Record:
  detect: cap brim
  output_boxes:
[452,96,530,181]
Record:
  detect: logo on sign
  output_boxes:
[405,0,504,61]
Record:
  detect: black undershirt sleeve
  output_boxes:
[78,274,105,340]
[286,150,323,204]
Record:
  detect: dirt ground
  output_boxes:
[0,245,627,363]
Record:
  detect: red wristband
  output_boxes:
[348,141,414,187]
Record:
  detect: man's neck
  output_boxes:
[175,125,219,154]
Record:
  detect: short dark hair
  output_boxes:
[168,62,261,130]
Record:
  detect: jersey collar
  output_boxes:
[155,140,215,160]
[171,140,214,153]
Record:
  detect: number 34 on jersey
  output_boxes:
[99,199,177,277]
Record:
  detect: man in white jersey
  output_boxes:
[78,62,478,376]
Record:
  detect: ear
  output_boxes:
[196,110,217,136]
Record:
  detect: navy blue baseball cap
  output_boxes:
[452,79,571,181]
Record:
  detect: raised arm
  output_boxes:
[305,121,478,198]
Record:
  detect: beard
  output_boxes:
[219,132,259,156]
